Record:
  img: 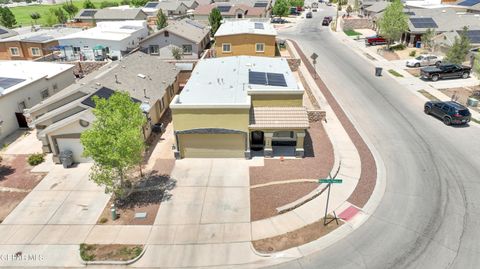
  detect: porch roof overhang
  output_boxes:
[249,107,309,129]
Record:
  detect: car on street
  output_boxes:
[406,54,442,67]
[306,11,313,18]
[271,17,288,24]
[424,101,471,125]
[420,63,471,81]
[326,1,332,6]
[365,35,387,46]
[324,16,333,23]
[322,19,330,26]
[312,2,318,11]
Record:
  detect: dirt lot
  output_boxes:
[438,87,480,113]
[0,155,45,222]
[405,68,420,77]
[252,217,343,253]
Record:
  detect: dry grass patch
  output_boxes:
[418,90,440,101]
[79,244,142,262]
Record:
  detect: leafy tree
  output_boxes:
[353,0,359,13]
[378,0,408,48]
[121,0,131,5]
[446,27,471,64]
[289,0,304,7]
[473,53,480,79]
[208,8,222,36]
[130,0,148,7]
[62,3,79,20]
[273,0,289,18]
[0,7,17,28]
[81,92,146,199]
[171,46,183,60]
[346,5,352,16]
[51,7,68,24]
[30,12,41,25]
[44,10,58,26]
[83,0,96,9]
[100,1,119,8]
[156,9,167,30]
[421,28,436,52]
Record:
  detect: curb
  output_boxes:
[79,244,147,266]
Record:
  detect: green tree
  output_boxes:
[51,7,68,24]
[63,3,79,20]
[44,10,58,26]
[273,0,289,18]
[30,12,41,25]
[353,0,359,13]
[446,27,471,64]
[378,0,408,48]
[289,0,304,7]
[421,28,436,52]
[0,7,17,28]
[100,1,120,8]
[81,92,146,199]
[171,46,183,60]
[130,0,148,7]
[121,0,131,5]
[156,9,167,30]
[208,8,222,36]
[346,5,353,16]
[83,0,96,9]
[473,53,480,79]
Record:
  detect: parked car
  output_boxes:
[365,36,387,46]
[290,7,300,15]
[322,19,330,26]
[324,16,333,23]
[406,54,442,68]
[326,1,332,6]
[312,2,318,11]
[420,63,471,81]
[306,11,313,18]
[271,17,288,24]
[424,101,471,125]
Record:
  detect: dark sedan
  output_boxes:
[424,101,471,125]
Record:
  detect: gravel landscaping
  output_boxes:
[80,243,142,262]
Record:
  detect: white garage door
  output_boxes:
[56,138,92,163]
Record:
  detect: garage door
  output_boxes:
[179,133,245,158]
[56,138,92,163]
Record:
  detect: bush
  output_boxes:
[27,153,44,166]
[99,217,108,224]
[100,1,119,8]
[409,50,416,57]
[79,243,95,261]
[390,43,406,51]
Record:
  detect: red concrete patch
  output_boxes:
[338,205,359,221]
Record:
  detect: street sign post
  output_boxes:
[318,179,343,184]
[319,162,342,226]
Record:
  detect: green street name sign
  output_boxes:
[318,179,343,184]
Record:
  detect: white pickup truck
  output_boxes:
[312,2,318,11]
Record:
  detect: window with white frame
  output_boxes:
[31,47,41,56]
[255,43,265,53]
[149,45,159,55]
[222,43,231,53]
[182,44,192,55]
[9,47,20,56]
[73,47,81,54]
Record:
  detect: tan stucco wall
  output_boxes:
[172,108,250,132]
[215,34,276,57]
[178,133,245,158]
[0,40,57,60]
[251,94,304,107]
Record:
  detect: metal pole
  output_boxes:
[324,183,331,225]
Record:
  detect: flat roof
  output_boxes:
[57,21,146,41]
[215,20,276,37]
[1,27,82,43]
[172,56,301,107]
[0,61,74,95]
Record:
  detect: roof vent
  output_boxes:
[95,82,101,86]
[137,74,146,79]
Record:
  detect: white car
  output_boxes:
[406,54,443,68]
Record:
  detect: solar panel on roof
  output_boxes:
[81,87,142,108]
[145,2,159,8]
[466,30,480,43]
[254,22,264,29]
[458,0,480,6]
[249,71,288,87]
[80,10,97,17]
[266,73,287,87]
[217,5,232,12]
[410,18,438,28]
[254,2,268,7]
[0,77,26,90]
[0,28,8,35]
[249,71,267,85]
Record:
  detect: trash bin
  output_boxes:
[59,150,73,168]
[416,41,421,48]
[375,67,383,76]
[467,97,479,107]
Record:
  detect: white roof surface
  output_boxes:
[57,21,146,41]
[173,56,300,106]
[214,20,277,37]
[0,61,73,95]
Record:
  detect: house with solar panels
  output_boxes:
[0,27,82,60]
[142,1,190,16]
[0,26,17,40]
[170,56,308,159]
[73,8,148,24]
[214,20,277,57]
[0,61,75,143]
[193,3,267,21]
[56,21,148,61]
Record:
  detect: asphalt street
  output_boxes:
[273,6,480,269]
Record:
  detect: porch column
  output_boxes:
[244,132,251,159]
[295,131,305,158]
[264,132,273,158]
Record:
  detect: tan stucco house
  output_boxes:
[170,56,308,159]
[25,51,180,164]
[214,20,277,58]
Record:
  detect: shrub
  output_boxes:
[409,50,416,57]
[390,43,406,51]
[100,1,119,8]
[79,243,95,261]
[99,217,108,224]
[388,69,404,77]
[27,153,44,166]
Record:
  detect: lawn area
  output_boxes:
[11,0,123,27]
[343,29,362,36]
[388,69,404,77]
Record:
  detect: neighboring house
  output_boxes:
[363,1,389,17]
[140,18,210,59]
[158,1,190,15]
[214,20,277,57]
[0,61,75,143]
[0,26,18,40]
[193,3,266,21]
[180,0,200,9]
[74,8,148,23]
[0,27,82,60]
[170,56,308,159]
[56,21,148,61]
[433,29,480,49]
[25,51,180,164]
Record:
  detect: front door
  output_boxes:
[15,113,28,128]
[250,131,264,150]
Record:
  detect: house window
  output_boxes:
[83,45,89,49]
[255,43,265,53]
[18,101,27,112]
[164,31,169,37]
[73,47,81,54]
[222,43,231,53]
[149,45,159,55]
[159,97,165,111]
[9,47,20,56]
[31,47,41,56]
[40,89,49,100]
[273,131,294,138]
[182,44,192,55]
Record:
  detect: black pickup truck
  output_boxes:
[420,63,471,81]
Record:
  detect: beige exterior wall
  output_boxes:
[178,133,245,158]
[172,108,250,132]
[215,34,276,57]
[0,40,57,60]
[250,94,304,107]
